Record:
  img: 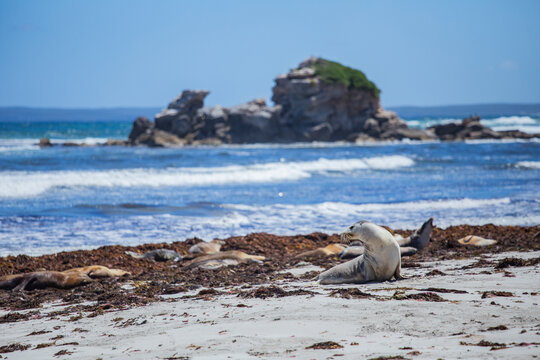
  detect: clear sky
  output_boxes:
[1,0,539,108]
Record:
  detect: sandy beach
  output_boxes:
[1,225,539,359]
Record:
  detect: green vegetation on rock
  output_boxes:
[312,58,381,97]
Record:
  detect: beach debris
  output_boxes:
[305,341,343,350]
[481,291,514,298]
[425,269,447,276]
[54,349,74,356]
[483,325,508,331]
[495,257,540,269]
[183,288,224,300]
[391,291,447,302]
[457,235,497,247]
[459,340,507,351]
[237,285,315,299]
[419,287,468,294]
[329,288,373,299]
[0,343,31,353]
[26,330,52,336]
[125,249,182,262]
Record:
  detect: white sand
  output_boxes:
[1,251,540,359]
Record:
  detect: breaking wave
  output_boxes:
[0,155,414,198]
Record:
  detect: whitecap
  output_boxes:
[0,155,415,198]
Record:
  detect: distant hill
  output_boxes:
[0,107,161,122]
[388,103,540,119]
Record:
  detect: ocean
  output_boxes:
[0,115,539,256]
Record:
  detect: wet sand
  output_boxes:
[0,224,539,359]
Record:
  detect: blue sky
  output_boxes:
[0,0,539,108]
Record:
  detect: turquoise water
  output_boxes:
[0,116,539,256]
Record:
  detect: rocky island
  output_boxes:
[37,57,539,147]
[127,57,425,147]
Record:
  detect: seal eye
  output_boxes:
[348,225,354,230]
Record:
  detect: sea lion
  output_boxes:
[188,239,225,255]
[295,244,346,259]
[316,221,401,285]
[339,218,433,259]
[63,265,131,278]
[0,271,92,291]
[395,217,434,250]
[183,250,266,270]
[125,249,183,262]
[457,235,497,247]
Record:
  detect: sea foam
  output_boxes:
[2,197,536,257]
[0,155,414,198]
[516,161,540,169]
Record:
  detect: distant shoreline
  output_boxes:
[1,103,540,122]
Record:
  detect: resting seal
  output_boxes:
[183,250,265,270]
[0,271,92,291]
[125,249,182,262]
[63,265,131,277]
[457,235,497,247]
[295,244,346,259]
[317,221,401,285]
[189,239,225,255]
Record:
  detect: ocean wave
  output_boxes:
[481,116,537,126]
[0,138,40,152]
[516,161,540,169]
[0,155,414,198]
[227,198,511,218]
[2,196,536,257]
[406,116,540,134]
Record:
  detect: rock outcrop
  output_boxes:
[270,57,416,142]
[128,58,430,146]
[125,57,536,146]
[428,116,539,141]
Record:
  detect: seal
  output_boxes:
[339,218,433,259]
[0,271,92,291]
[125,249,183,262]
[395,217,434,251]
[295,244,346,259]
[457,235,497,247]
[316,221,401,285]
[189,239,225,255]
[63,265,131,278]
[183,250,265,270]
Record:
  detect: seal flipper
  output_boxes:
[399,246,417,257]
[393,264,404,280]
[409,217,433,251]
[125,251,144,259]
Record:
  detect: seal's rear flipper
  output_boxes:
[410,217,434,251]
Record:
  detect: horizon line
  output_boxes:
[1,102,540,111]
